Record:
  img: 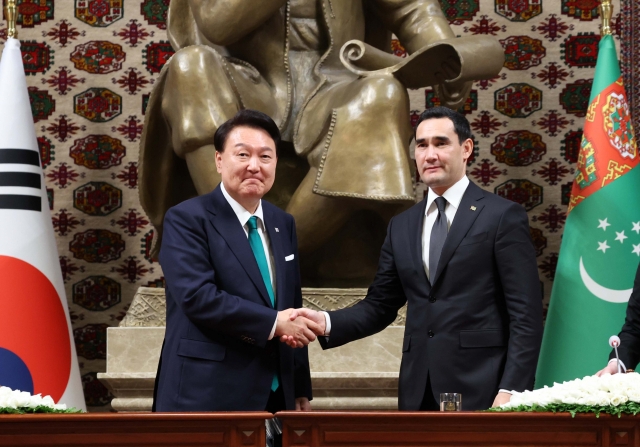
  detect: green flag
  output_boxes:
[535,34,640,386]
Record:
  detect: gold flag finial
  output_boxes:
[599,0,613,36]
[4,0,18,39]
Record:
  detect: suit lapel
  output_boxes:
[205,187,272,307]
[409,198,431,287]
[431,182,485,285]
[263,206,285,310]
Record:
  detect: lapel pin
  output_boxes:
[275,228,279,232]
[470,206,477,211]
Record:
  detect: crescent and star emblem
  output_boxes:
[579,257,632,303]
[577,218,640,304]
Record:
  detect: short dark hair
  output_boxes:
[213,109,281,155]
[415,106,473,144]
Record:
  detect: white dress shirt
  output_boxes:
[608,357,627,372]
[220,183,278,339]
[422,176,470,280]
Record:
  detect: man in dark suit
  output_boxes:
[288,107,543,410]
[596,263,640,375]
[153,109,320,414]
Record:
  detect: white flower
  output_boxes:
[0,386,64,411]
[0,387,12,406]
[627,388,640,402]
[610,394,628,406]
[13,391,33,408]
[503,373,640,411]
[41,395,55,407]
[25,393,43,408]
[0,388,18,409]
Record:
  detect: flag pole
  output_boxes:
[4,0,17,39]
[599,0,612,37]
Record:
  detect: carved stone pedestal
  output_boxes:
[98,287,404,412]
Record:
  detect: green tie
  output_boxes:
[247,216,275,307]
[247,216,279,392]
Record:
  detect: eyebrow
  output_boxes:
[234,143,274,151]
[416,135,451,144]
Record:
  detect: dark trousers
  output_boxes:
[265,387,285,447]
[419,374,439,411]
[265,386,286,413]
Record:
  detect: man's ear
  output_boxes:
[462,138,474,162]
[215,150,222,174]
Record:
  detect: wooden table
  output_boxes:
[2,411,638,446]
[0,412,271,446]
[277,411,640,446]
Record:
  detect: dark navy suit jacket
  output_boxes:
[609,263,640,369]
[153,186,312,411]
[321,181,543,410]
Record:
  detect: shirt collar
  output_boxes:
[220,182,264,227]
[425,175,470,215]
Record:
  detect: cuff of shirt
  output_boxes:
[322,311,331,336]
[608,357,627,372]
[268,316,277,340]
[498,389,512,395]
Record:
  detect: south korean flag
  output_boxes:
[0,37,86,411]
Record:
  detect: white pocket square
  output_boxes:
[285,254,295,261]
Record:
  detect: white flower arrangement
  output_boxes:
[491,373,640,417]
[0,386,80,414]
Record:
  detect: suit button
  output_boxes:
[429,296,436,303]
[428,330,434,338]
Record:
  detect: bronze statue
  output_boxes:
[140,0,504,285]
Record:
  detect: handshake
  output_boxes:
[275,308,326,348]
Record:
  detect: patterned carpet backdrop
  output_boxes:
[0,0,638,410]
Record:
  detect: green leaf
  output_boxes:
[0,406,83,414]
[486,401,640,418]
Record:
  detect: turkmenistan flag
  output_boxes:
[535,34,640,387]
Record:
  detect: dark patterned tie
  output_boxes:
[429,196,448,282]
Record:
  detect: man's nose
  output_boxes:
[424,146,438,161]
[247,155,260,171]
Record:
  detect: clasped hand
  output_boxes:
[275,308,326,348]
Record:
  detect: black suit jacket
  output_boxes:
[321,181,543,410]
[153,186,311,411]
[609,263,640,369]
